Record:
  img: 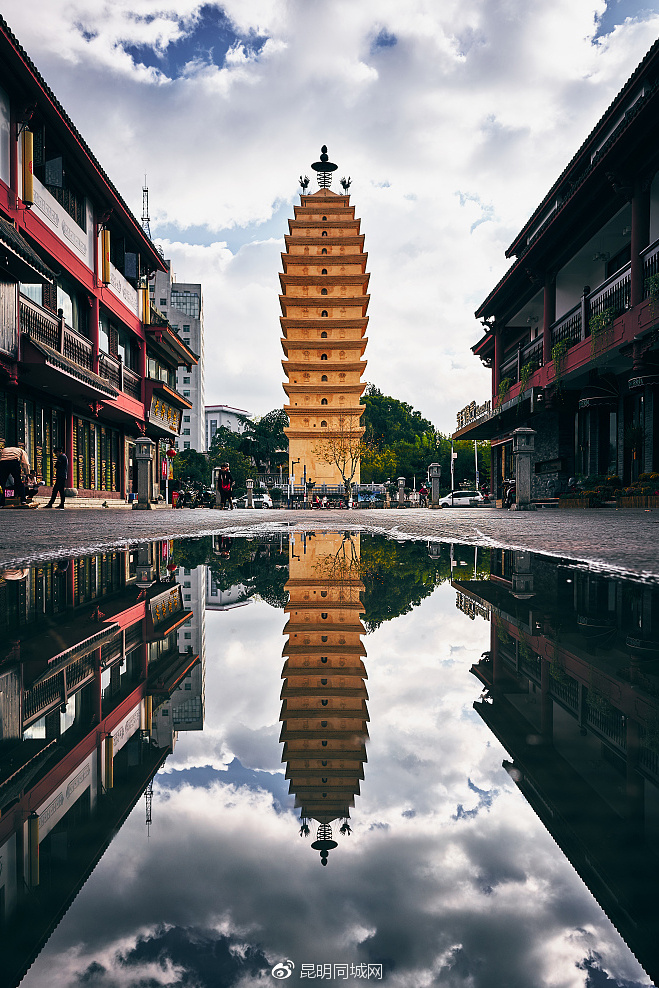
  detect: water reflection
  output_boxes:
[0,541,204,987]
[283,533,368,863]
[454,549,659,986]
[2,533,657,987]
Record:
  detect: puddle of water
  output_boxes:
[1,533,658,987]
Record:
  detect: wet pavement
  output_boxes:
[1,532,658,988]
[1,505,659,580]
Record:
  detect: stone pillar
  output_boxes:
[428,462,442,507]
[132,436,155,510]
[247,478,253,508]
[542,274,556,367]
[511,427,536,510]
[397,476,406,507]
[631,177,651,308]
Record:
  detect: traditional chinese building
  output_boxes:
[280,531,368,863]
[0,15,196,502]
[454,40,659,500]
[281,148,369,491]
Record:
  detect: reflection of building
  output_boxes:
[454,550,659,985]
[0,18,196,502]
[455,39,659,496]
[152,562,207,745]
[150,263,205,452]
[281,149,369,488]
[281,532,368,864]
[0,542,198,987]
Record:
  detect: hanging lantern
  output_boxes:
[166,448,177,459]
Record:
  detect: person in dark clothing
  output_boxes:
[44,447,68,508]
[217,462,233,509]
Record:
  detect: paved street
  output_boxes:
[1,505,658,580]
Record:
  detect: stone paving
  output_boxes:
[1,504,659,580]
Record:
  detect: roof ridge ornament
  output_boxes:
[311,145,338,189]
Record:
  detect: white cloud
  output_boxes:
[3,0,658,429]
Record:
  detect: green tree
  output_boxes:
[172,449,210,486]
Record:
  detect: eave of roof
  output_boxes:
[0,15,166,273]
[505,38,659,259]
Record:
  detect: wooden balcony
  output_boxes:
[20,295,143,402]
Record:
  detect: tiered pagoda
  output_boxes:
[280,532,368,864]
[280,148,369,488]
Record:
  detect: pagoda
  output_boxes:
[280,532,368,864]
[280,147,369,489]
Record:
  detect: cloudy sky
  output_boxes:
[3,0,659,432]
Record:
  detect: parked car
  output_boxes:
[235,492,273,509]
[438,489,486,507]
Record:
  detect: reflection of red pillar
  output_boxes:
[491,627,502,686]
[626,717,644,828]
[94,646,102,724]
[540,658,553,741]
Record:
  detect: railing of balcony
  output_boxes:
[520,336,544,369]
[63,325,93,370]
[123,366,141,400]
[642,237,659,284]
[20,295,61,349]
[585,695,626,750]
[549,672,580,711]
[24,671,64,722]
[589,263,631,320]
[20,296,94,371]
[550,302,582,349]
[99,352,121,389]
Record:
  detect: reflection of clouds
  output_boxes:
[22,583,653,988]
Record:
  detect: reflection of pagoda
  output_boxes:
[281,532,368,863]
[453,549,659,986]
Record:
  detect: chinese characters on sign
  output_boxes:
[149,394,182,435]
[456,399,491,430]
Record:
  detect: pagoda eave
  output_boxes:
[282,383,366,395]
[279,296,370,316]
[282,253,368,270]
[284,235,365,248]
[282,360,367,373]
[279,273,370,288]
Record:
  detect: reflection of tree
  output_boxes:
[173,537,290,608]
[312,412,365,495]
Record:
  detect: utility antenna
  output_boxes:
[142,176,151,239]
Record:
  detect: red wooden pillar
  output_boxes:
[493,326,501,400]
[542,274,555,366]
[540,657,553,742]
[90,295,100,375]
[631,178,651,308]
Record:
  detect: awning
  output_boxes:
[0,215,56,283]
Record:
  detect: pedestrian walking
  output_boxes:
[217,462,234,510]
[43,446,68,508]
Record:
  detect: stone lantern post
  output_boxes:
[132,436,155,510]
[428,463,442,507]
[246,478,254,508]
[397,477,406,507]
[511,427,536,510]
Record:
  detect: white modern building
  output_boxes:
[150,262,205,451]
[205,404,251,449]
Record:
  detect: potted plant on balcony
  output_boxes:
[551,341,569,386]
[496,377,512,408]
[589,307,614,360]
[517,360,537,403]
[645,272,659,315]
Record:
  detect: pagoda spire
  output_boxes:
[311,145,338,189]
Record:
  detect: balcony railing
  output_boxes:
[642,237,659,284]
[20,295,93,371]
[123,366,142,401]
[589,263,631,320]
[550,302,582,350]
[99,352,121,389]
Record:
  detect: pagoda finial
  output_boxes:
[311,145,338,189]
[311,823,338,866]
